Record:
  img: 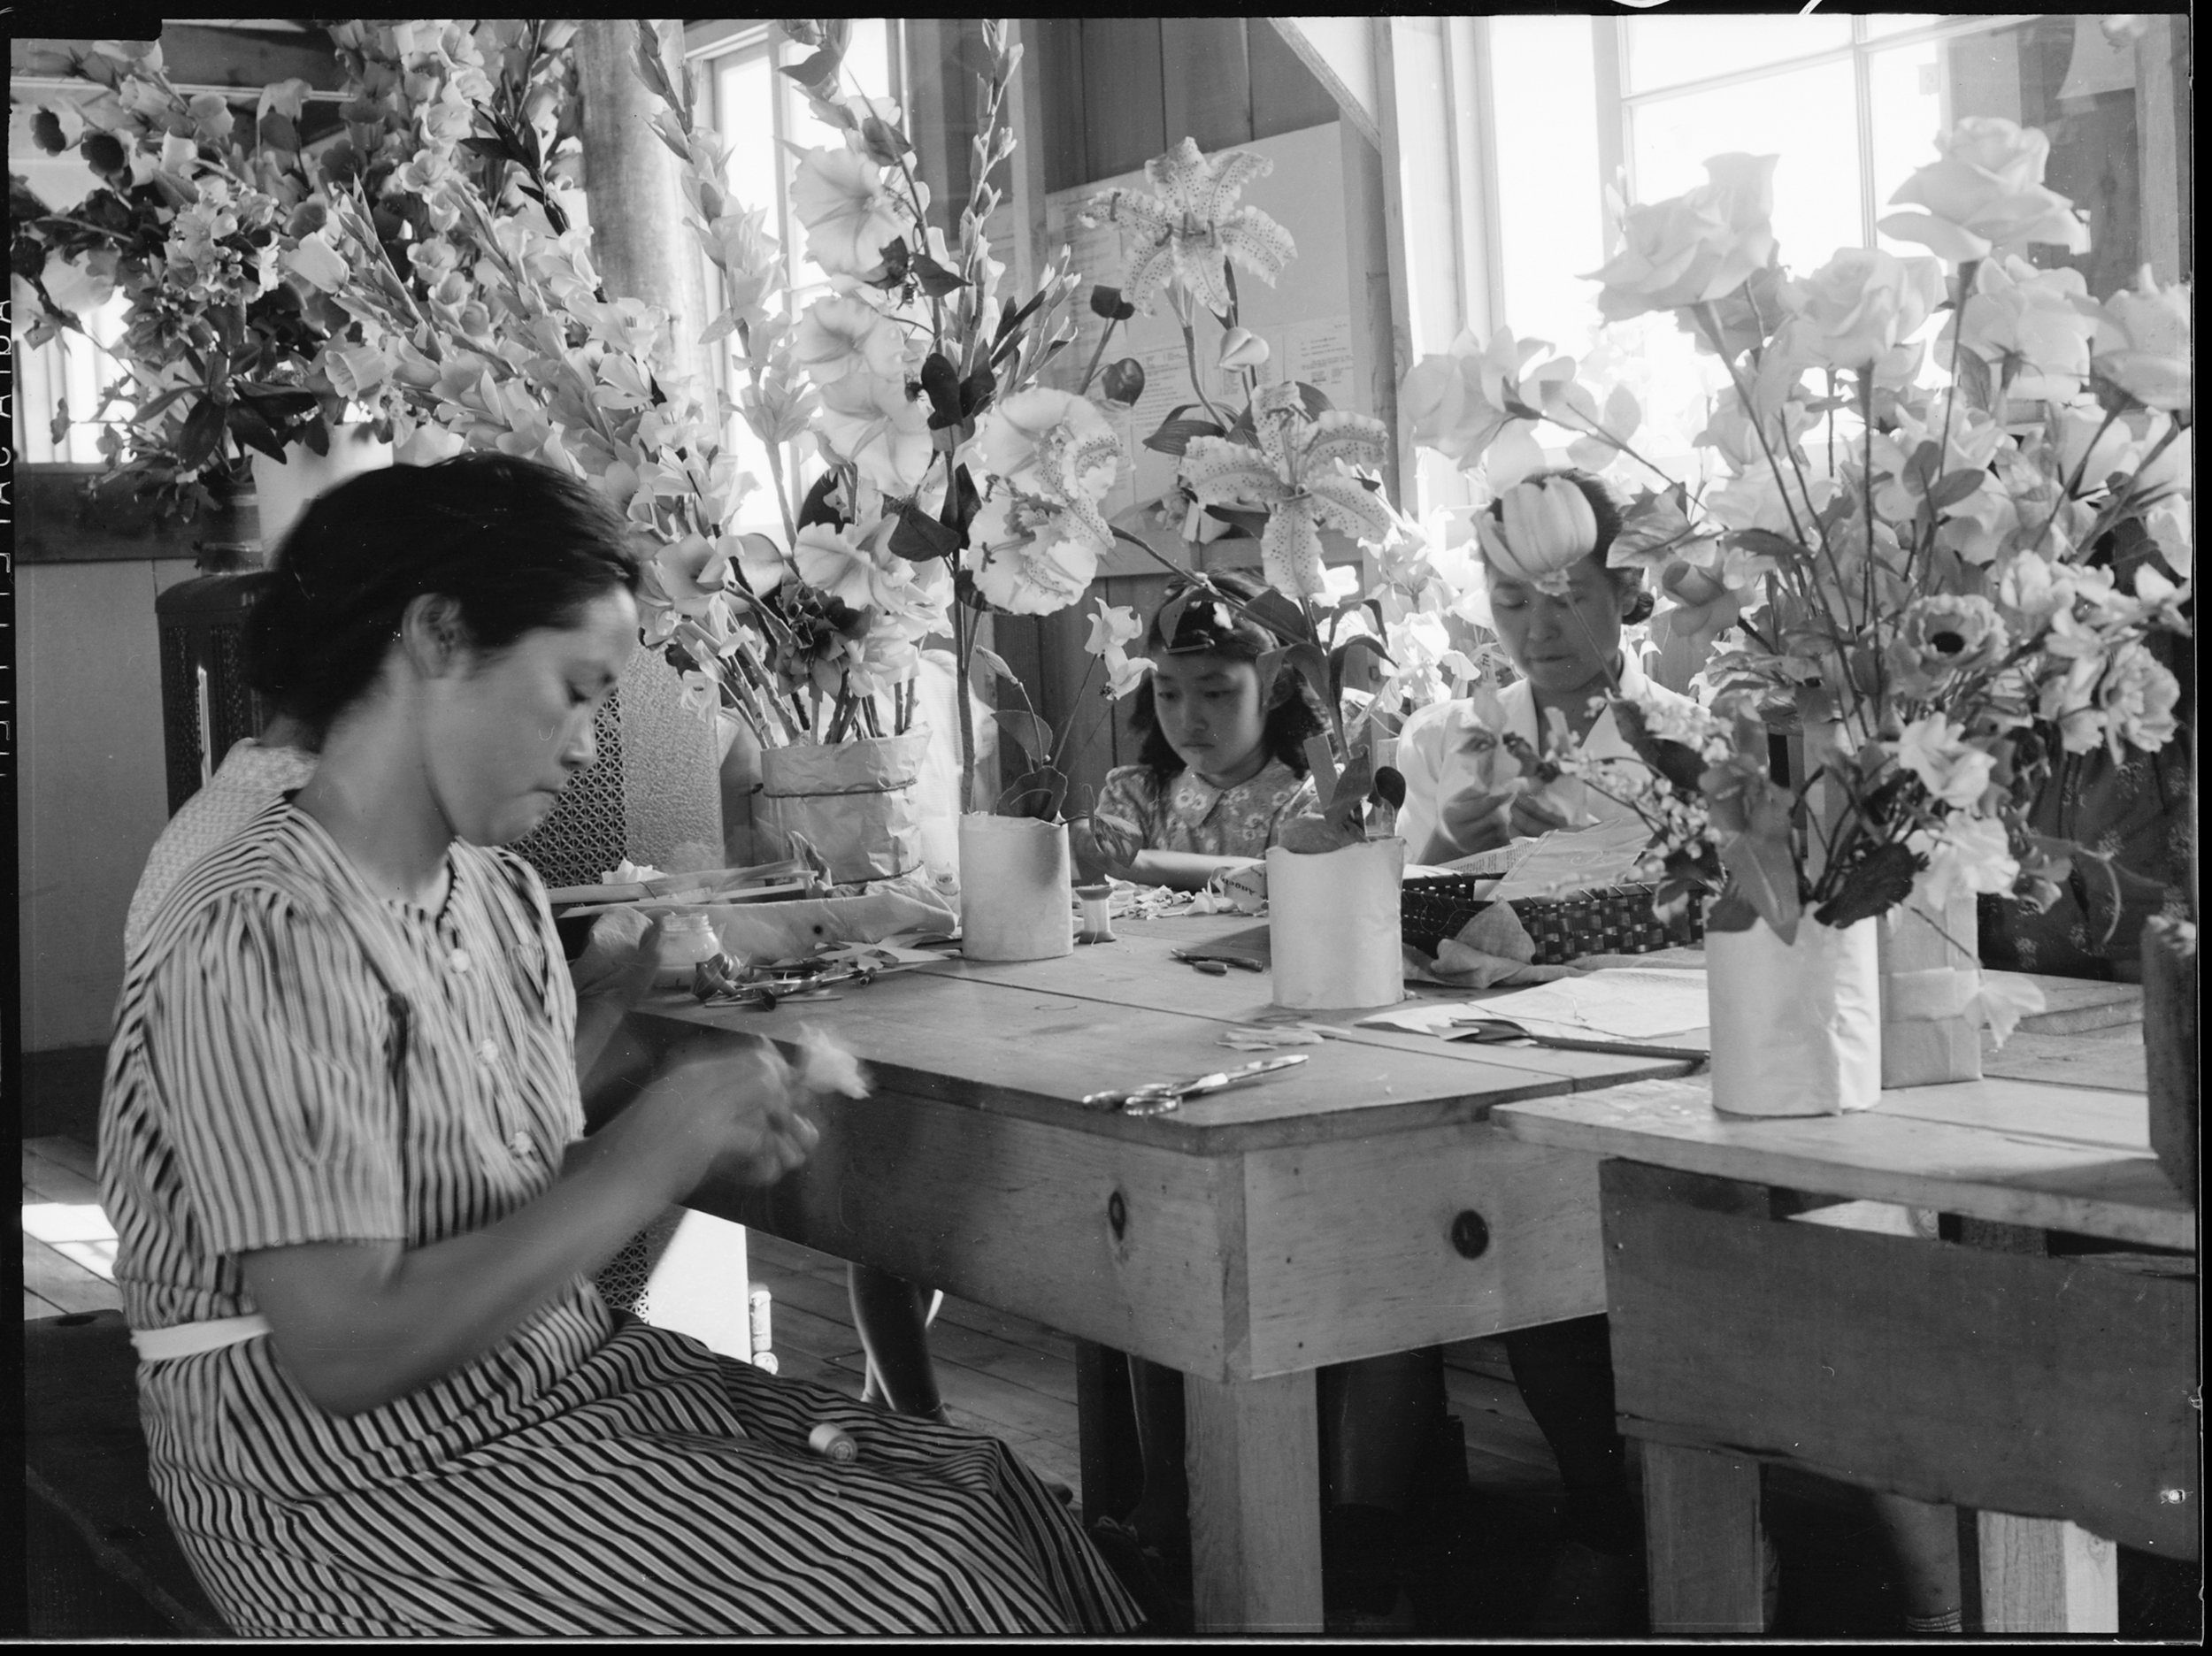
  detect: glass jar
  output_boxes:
[654,909,722,987]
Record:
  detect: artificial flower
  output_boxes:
[2091,267,2192,415]
[815,369,933,493]
[1083,599,1154,698]
[1585,152,1778,323]
[790,146,917,278]
[1476,477,1600,590]
[974,387,1121,548]
[1079,136,1295,316]
[1887,594,2010,694]
[1895,714,1998,809]
[1910,813,2020,911]
[791,293,908,386]
[1180,383,1394,598]
[1398,326,1573,479]
[1878,117,2090,262]
[1779,247,1946,372]
[1940,254,2096,400]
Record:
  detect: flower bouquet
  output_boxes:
[11,25,578,527]
[1402,119,2192,1110]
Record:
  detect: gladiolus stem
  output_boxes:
[1179,318,1230,429]
[1075,315,1122,396]
[2023,402,2124,561]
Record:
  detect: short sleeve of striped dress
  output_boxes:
[141,889,407,1253]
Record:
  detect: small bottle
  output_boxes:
[654,909,722,987]
[808,1422,856,1463]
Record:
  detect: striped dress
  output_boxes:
[98,801,1138,1637]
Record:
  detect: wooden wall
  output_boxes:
[1031,17,1341,191]
[994,19,1352,816]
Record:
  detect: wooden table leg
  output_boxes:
[1183,1368,1322,1634]
[1072,1339,1139,1529]
[1643,1439,1766,1634]
[1974,1514,2118,1633]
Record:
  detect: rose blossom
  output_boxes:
[1940,255,2096,400]
[2095,639,2180,757]
[2091,266,2192,415]
[1780,248,1946,372]
[1878,118,2090,262]
[1585,153,1778,323]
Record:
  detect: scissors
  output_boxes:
[1081,1054,1309,1116]
[1171,948,1265,976]
[1450,1016,1709,1069]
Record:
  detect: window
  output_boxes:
[1480,13,2188,472]
[684,19,902,534]
[11,149,134,464]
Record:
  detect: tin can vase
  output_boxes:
[1267,839,1406,1009]
[1707,916,1882,1116]
[958,814,1073,962]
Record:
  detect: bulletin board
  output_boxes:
[1037,120,1356,544]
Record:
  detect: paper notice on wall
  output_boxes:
[1283,315,1357,410]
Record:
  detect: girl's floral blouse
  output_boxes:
[1088,757,1316,871]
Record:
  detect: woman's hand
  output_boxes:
[1505,793,1573,839]
[628,1038,818,1197]
[1433,787,1517,858]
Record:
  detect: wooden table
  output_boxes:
[634,915,1698,1632]
[1497,1061,2197,1635]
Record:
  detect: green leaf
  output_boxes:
[1812,840,1924,930]
[1304,734,1341,808]
[917,352,963,428]
[1294,380,1333,418]
[910,252,968,298]
[1951,347,1993,414]
[1728,526,1809,563]
[889,499,962,561]
[993,707,1056,767]
[1329,632,1393,700]
[1928,469,1987,510]
[174,397,227,472]
[1141,416,1224,457]
[1717,820,1801,944]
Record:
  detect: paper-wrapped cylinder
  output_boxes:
[756,733,927,885]
[1708,916,1881,1116]
[1878,894,1983,1086]
[1267,839,1406,1009]
[959,814,1073,962]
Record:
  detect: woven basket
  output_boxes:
[1402,876,1706,963]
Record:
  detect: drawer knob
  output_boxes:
[1450,1209,1491,1260]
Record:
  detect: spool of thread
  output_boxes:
[750,1351,780,1376]
[748,1284,772,1357]
[808,1422,857,1463]
[1074,883,1116,944]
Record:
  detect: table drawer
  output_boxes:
[1602,1162,2200,1560]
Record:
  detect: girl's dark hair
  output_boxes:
[245,452,642,737]
[1125,569,1328,783]
[1482,466,1655,625]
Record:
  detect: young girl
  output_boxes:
[1078,570,1322,888]
[1073,572,1448,1629]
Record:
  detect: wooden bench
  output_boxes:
[23,1310,228,1637]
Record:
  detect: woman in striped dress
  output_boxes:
[97,454,1140,1637]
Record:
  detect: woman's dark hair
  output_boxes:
[1481,466,1655,625]
[1125,569,1328,783]
[246,452,642,737]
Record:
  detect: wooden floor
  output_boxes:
[26,1136,2194,1637]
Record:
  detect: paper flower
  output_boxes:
[1878,118,2090,263]
[1181,383,1393,599]
[1475,477,1600,594]
[791,145,920,278]
[1584,152,1778,323]
[1079,137,1295,316]
[2091,266,2192,415]
[1082,599,1152,698]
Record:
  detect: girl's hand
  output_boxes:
[633,1038,819,1196]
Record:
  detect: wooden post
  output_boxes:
[1184,1368,1324,1634]
[1642,1441,1767,1634]
[1972,1514,2119,1634]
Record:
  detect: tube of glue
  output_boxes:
[808,1422,858,1464]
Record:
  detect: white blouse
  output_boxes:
[1394,656,1698,863]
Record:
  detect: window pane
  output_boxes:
[1624,14,1852,95]
[1493,16,1604,358]
[1862,14,2001,41]
[1629,59,1864,272]
[716,53,777,211]
[783,20,897,293]
[1871,16,2154,295]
